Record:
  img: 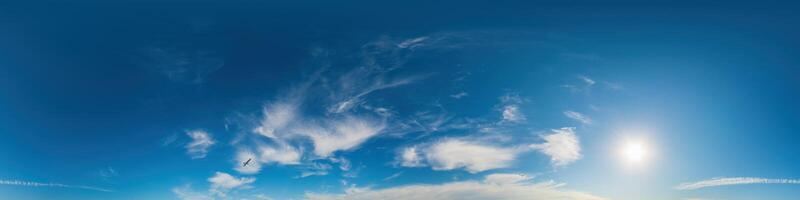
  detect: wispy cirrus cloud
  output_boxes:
[675,177,800,190]
[225,32,582,182]
[396,36,429,49]
[298,163,333,178]
[231,37,435,176]
[562,75,622,93]
[562,75,595,93]
[305,173,604,200]
[483,173,533,185]
[564,111,592,125]
[450,92,468,99]
[186,130,215,159]
[327,74,428,114]
[0,179,112,192]
[298,116,386,157]
[382,171,404,181]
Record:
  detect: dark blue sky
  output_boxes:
[1,1,799,200]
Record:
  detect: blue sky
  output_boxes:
[1,1,799,200]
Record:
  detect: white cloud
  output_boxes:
[531,127,582,167]
[502,105,525,123]
[240,86,387,176]
[229,37,433,176]
[234,149,262,174]
[0,179,113,192]
[305,175,604,200]
[298,116,385,157]
[577,75,595,86]
[257,143,302,165]
[186,130,215,159]
[208,172,255,197]
[424,139,523,173]
[563,111,592,125]
[245,99,304,170]
[383,172,404,181]
[675,177,800,190]
[562,75,597,93]
[397,36,429,49]
[253,102,298,139]
[499,93,525,123]
[450,92,468,99]
[399,147,424,167]
[483,173,533,185]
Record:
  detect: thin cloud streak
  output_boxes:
[675,177,800,190]
[563,111,592,125]
[0,179,113,192]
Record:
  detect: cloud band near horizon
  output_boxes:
[0,179,112,192]
[675,177,800,190]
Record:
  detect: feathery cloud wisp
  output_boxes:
[186,130,215,159]
[397,36,429,49]
[450,92,468,99]
[564,111,592,125]
[253,101,299,139]
[675,177,800,190]
[483,173,533,185]
[297,116,385,157]
[0,179,112,192]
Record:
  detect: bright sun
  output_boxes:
[623,142,647,162]
[619,139,649,166]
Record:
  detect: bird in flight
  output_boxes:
[242,158,253,167]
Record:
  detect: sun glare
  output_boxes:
[622,141,647,163]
